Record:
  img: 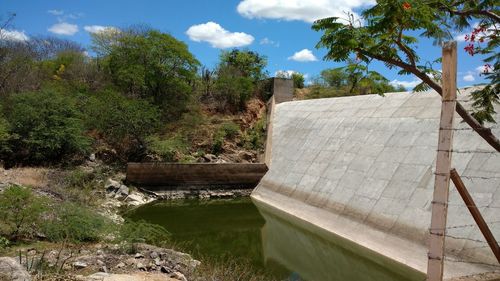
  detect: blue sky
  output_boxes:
[1,0,493,88]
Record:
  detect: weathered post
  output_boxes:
[427,41,457,281]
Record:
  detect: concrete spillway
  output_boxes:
[252,87,500,279]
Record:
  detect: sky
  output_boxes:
[0,0,494,88]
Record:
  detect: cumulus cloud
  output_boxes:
[186,22,254,49]
[455,22,495,43]
[463,73,475,82]
[288,49,317,62]
[84,25,117,34]
[48,22,78,36]
[237,0,375,23]
[390,78,421,89]
[0,29,29,41]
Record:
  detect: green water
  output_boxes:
[126,198,425,281]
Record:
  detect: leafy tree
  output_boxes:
[321,68,348,88]
[2,89,90,165]
[220,49,268,82]
[313,0,500,150]
[103,30,199,120]
[276,71,305,88]
[83,90,161,160]
[0,185,48,241]
[214,65,254,112]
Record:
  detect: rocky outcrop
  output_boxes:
[0,257,31,281]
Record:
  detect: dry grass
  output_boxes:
[0,167,50,188]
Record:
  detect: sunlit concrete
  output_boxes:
[253,87,500,279]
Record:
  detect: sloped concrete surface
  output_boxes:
[252,87,500,279]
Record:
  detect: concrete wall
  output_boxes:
[252,87,500,279]
[273,78,294,103]
[126,163,267,189]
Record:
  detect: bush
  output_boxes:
[146,135,189,162]
[243,116,266,150]
[83,90,161,161]
[214,66,254,112]
[2,89,90,165]
[0,186,48,241]
[119,220,170,248]
[220,122,240,138]
[43,202,107,243]
[0,236,9,249]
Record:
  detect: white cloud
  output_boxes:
[390,78,421,89]
[48,22,78,36]
[455,22,495,43]
[84,25,117,34]
[288,49,317,62]
[186,22,254,49]
[0,29,29,41]
[463,74,475,82]
[260,37,279,47]
[476,65,495,74]
[48,9,64,16]
[237,0,375,23]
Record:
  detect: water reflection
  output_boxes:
[255,200,426,281]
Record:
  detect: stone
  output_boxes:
[154,258,162,266]
[89,153,96,161]
[0,257,31,281]
[125,193,145,206]
[170,271,187,281]
[150,251,159,259]
[136,262,146,271]
[203,153,217,162]
[134,253,144,259]
[160,266,172,274]
[115,262,126,269]
[73,261,88,269]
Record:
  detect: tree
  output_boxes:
[2,89,90,165]
[220,49,268,82]
[313,0,500,151]
[103,30,199,120]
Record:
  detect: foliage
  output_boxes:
[0,236,8,249]
[146,135,189,162]
[312,0,499,124]
[211,122,241,154]
[83,90,161,160]
[0,185,48,241]
[291,73,305,89]
[0,114,9,153]
[219,49,268,82]
[2,89,90,165]
[104,30,199,120]
[119,220,171,248]
[243,116,266,150]
[220,122,240,138]
[43,202,107,243]
[214,66,255,112]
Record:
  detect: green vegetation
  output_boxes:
[119,219,171,248]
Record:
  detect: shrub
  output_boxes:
[146,135,189,162]
[2,89,90,165]
[243,116,266,150]
[0,185,48,241]
[83,90,161,161]
[0,236,9,249]
[43,202,107,243]
[220,122,240,139]
[214,66,254,112]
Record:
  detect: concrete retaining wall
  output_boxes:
[126,163,268,189]
[252,87,500,279]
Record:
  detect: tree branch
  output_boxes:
[356,48,500,152]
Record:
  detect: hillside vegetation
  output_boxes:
[0,26,269,168]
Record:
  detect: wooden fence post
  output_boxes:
[427,41,458,281]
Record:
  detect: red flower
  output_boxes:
[402,2,411,10]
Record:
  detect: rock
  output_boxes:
[160,266,172,274]
[125,193,145,206]
[115,262,126,269]
[203,154,217,162]
[0,257,31,281]
[134,253,144,259]
[105,178,121,190]
[89,153,96,161]
[154,258,161,266]
[100,266,108,273]
[150,251,159,259]
[136,262,146,271]
[73,261,88,269]
[114,185,129,200]
[170,271,187,281]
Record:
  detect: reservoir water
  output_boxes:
[126,198,425,281]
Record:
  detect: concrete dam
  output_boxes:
[252,87,500,280]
